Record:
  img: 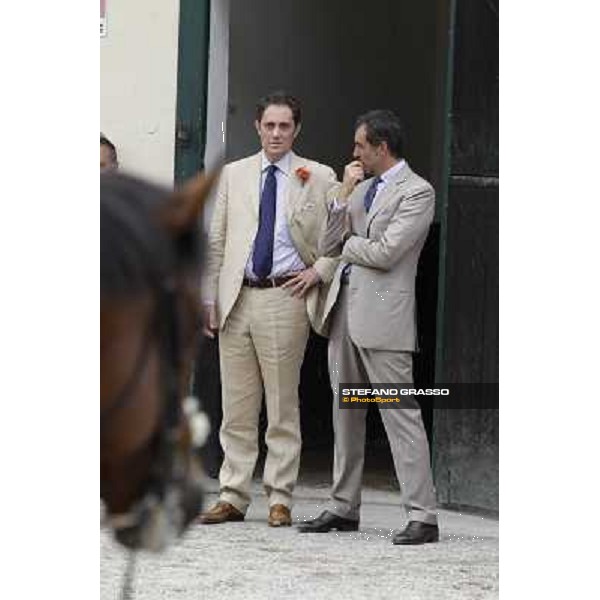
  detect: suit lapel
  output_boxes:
[286,152,305,222]
[248,152,263,219]
[366,162,411,228]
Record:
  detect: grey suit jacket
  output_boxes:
[202,151,340,335]
[319,162,434,351]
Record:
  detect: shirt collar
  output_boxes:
[261,151,292,176]
[379,159,406,184]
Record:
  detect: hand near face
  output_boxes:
[281,267,321,298]
[339,160,364,202]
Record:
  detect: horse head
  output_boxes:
[100,171,216,551]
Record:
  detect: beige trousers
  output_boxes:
[218,286,310,512]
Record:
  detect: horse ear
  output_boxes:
[160,168,220,235]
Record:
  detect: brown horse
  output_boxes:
[101,171,214,551]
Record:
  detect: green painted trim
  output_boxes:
[434,0,457,385]
[174,0,211,183]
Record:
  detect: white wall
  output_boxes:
[100,1,180,186]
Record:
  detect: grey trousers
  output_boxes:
[326,285,438,525]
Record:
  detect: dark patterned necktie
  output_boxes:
[363,176,383,212]
[252,164,278,278]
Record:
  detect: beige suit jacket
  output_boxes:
[202,151,340,335]
[319,162,434,351]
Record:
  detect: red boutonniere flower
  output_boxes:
[295,166,311,185]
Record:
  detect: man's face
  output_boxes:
[100,144,117,172]
[352,124,383,176]
[255,104,300,162]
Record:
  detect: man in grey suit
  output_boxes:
[297,110,439,544]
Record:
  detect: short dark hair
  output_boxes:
[256,91,302,127]
[100,134,118,165]
[355,110,404,158]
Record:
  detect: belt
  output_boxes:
[242,276,295,289]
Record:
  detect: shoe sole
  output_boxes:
[392,535,439,545]
[268,520,292,527]
[197,515,245,525]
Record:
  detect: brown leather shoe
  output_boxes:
[268,504,292,527]
[197,501,245,525]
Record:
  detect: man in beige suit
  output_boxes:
[199,92,338,527]
[298,110,439,544]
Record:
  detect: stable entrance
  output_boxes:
[177,0,498,512]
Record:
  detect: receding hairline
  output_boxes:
[257,103,297,121]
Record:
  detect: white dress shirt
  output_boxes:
[244,151,307,279]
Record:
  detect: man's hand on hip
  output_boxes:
[202,303,218,338]
[282,267,321,298]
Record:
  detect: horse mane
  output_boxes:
[101,172,202,295]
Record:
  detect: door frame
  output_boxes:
[174,0,211,183]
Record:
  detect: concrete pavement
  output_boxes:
[101,481,498,600]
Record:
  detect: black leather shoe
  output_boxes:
[297,510,359,533]
[392,521,439,545]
